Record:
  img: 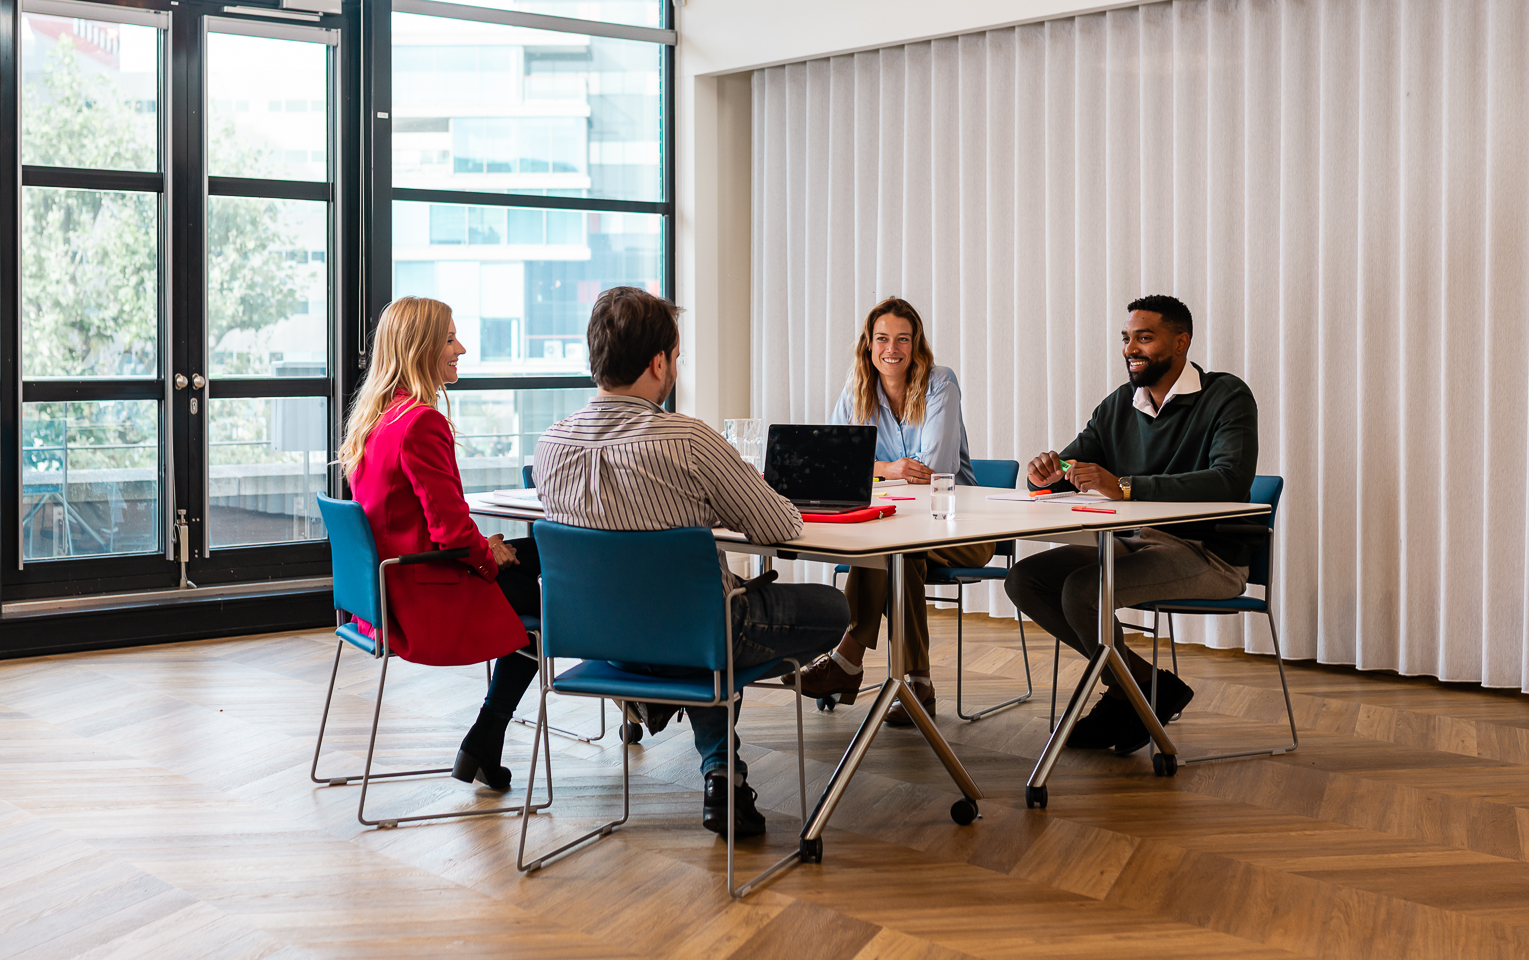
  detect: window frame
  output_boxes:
[377,0,676,413]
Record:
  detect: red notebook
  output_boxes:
[801,504,897,523]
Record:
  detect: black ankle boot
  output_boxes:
[453,708,512,791]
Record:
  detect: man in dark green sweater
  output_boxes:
[1005,294,1258,755]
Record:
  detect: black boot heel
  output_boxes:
[452,749,512,791]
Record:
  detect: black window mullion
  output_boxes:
[171,5,206,559]
[391,186,667,216]
[208,378,330,399]
[447,376,595,393]
[1,0,20,583]
[22,166,164,192]
[22,381,163,403]
[208,175,329,201]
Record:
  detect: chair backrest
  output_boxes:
[316,494,383,625]
[1245,475,1284,588]
[533,520,731,671]
[972,459,1021,558]
[971,458,1020,489]
[522,464,535,489]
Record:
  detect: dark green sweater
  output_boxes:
[1030,363,1260,565]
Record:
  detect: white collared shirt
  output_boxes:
[1132,362,1202,418]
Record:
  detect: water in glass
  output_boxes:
[931,473,956,520]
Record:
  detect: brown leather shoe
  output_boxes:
[883,677,935,727]
[780,654,863,705]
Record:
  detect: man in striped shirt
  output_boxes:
[535,286,850,838]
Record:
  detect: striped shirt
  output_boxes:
[534,396,803,581]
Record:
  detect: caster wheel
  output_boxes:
[799,837,823,863]
[1152,752,1178,777]
[1024,785,1048,809]
[950,798,979,825]
[620,721,644,744]
[816,695,837,712]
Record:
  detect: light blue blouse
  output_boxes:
[830,364,977,486]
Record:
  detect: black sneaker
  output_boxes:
[701,772,767,838]
[1113,670,1196,756]
[1065,694,1136,749]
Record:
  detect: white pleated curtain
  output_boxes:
[751,0,1529,690]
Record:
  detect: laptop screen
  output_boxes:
[763,424,877,506]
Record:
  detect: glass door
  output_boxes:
[198,18,334,561]
[18,1,170,578]
[9,0,342,598]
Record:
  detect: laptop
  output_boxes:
[762,424,877,515]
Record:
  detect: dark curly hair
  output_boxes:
[1126,294,1192,337]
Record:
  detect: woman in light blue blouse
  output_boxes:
[786,298,993,726]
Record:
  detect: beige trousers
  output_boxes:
[843,541,998,675]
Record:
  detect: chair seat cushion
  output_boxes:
[551,658,786,702]
[927,565,1008,584]
[1132,596,1267,614]
[336,621,378,656]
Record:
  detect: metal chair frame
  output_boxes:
[517,526,810,899]
[1045,477,1299,765]
[311,497,553,828]
[503,463,611,744]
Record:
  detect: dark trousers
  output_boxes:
[1004,528,1247,697]
[483,537,542,719]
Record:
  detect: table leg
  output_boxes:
[802,552,982,841]
[1025,530,1176,799]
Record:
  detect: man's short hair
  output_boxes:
[587,286,680,389]
[1127,294,1193,337]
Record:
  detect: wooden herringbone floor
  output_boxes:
[6,610,1529,959]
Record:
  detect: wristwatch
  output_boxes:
[1118,476,1133,501]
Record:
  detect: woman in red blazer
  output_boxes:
[338,296,540,791]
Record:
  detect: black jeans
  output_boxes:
[483,537,542,720]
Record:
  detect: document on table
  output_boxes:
[986,490,1114,505]
[487,489,542,508]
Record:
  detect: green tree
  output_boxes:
[22,35,302,382]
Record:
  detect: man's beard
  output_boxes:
[1127,355,1174,389]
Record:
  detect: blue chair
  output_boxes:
[517,521,809,899]
[926,459,1034,720]
[522,464,535,489]
[1045,476,1298,764]
[310,494,550,828]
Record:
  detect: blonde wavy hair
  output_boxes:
[845,298,936,426]
[338,296,455,478]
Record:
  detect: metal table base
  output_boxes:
[797,552,984,851]
[1023,530,1178,808]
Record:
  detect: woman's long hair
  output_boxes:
[845,298,936,426]
[338,296,455,478]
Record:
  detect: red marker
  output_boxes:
[1072,505,1117,514]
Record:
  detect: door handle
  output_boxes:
[174,374,188,390]
[191,373,205,389]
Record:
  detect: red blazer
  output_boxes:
[348,392,528,666]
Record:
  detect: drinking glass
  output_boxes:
[931,473,956,519]
[723,417,764,473]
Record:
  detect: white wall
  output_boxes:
[672,0,1135,426]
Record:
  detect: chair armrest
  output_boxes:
[396,548,471,565]
[1213,523,1270,539]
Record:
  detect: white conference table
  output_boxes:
[469,485,1269,834]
